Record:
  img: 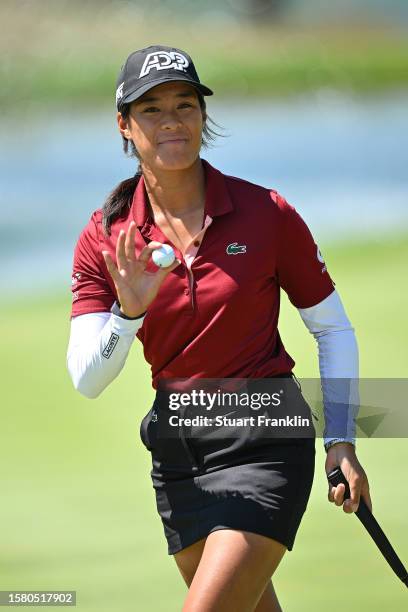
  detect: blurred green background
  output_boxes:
[1,0,408,109]
[1,1,407,610]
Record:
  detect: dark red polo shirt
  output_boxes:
[70,158,335,388]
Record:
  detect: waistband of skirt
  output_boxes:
[154,372,295,400]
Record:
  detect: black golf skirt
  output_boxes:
[139,374,316,555]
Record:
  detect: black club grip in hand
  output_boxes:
[327,466,408,588]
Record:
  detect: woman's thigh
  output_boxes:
[180,529,287,612]
[174,537,207,587]
[174,534,283,611]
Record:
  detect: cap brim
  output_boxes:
[119,75,213,109]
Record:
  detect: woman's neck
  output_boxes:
[142,157,205,218]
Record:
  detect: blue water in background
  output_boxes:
[1,90,407,297]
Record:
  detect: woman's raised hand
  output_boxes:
[102,220,181,318]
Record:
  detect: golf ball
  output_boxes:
[152,244,176,268]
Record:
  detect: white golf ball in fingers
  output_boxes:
[152,244,175,268]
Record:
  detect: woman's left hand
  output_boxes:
[325,442,373,514]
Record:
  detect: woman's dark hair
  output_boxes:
[101,91,223,236]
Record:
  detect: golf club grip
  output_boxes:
[327,466,408,587]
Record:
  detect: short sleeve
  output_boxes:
[70,212,116,318]
[275,193,336,308]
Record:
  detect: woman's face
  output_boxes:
[117,81,206,173]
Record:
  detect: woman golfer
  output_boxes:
[67,45,372,611]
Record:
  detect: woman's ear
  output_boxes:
[117,111,130,139]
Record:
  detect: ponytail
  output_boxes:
[101,170,142,236]
[102,100,143,236]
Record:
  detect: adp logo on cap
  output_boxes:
[115,45,213,110]
[139,51,189,78]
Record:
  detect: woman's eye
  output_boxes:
[142,103,193,113]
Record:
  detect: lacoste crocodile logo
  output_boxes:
[226,242,247,255]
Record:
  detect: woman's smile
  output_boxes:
[158,138,188,145]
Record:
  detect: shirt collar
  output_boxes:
[131,158,234,233]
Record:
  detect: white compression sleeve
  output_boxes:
[297,289,359,449]
[66,311,145,399]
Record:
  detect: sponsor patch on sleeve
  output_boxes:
[102,333,119,359]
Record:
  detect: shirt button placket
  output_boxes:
[183,220,212,311]
[186,270,194,308]
[184,253,197,310]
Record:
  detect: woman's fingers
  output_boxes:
[102,250,123,286]
[138,241,168,266]
[360,480,373,514]
[104,239,180,285]
[152,258,182,284]
[116,229,128,271]
[116,225,155,274]
[103,236,181,313]
[110,233,177,277]
[325,447,372,515]
[344,474,362,513]
[332,483,346,506]
[124,221,137,262]
[344,470,371,514]
[328,472,372,514]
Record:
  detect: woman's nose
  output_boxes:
[160,110,182,129]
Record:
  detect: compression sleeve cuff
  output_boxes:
[297,289,359,450]
[66,311,145,399]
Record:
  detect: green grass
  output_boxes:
[0,234,407,611]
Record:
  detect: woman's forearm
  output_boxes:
[66,311,144,398]
[297,289,359,448]
[314,327,359,447]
